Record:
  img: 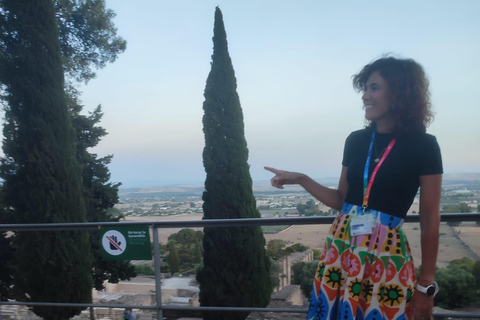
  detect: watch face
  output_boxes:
[426,285,436,296]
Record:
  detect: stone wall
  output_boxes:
[246,285,308,320]
[275,249,314,291]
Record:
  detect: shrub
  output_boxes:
[435,266,476,309]
[134,264,155,276]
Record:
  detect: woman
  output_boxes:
[265,57,442,320]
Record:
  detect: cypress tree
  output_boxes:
[196,7,272,320]
[194,240,202,264]
[0,192,14,301]
[168,240,180,274]
[0,1,92,319]
[0,233,13,301]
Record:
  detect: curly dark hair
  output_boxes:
[352,56,433,134]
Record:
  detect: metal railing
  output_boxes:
[1,213,480,319]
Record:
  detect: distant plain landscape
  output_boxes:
[118,172,480,266]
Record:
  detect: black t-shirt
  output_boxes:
[342,128,443,218]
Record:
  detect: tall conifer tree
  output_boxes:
[69,102,136,290]
[197,7,272,320]
[0,1,92,319]
[1,0,133,299]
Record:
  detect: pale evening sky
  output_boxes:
[78,0,480,188]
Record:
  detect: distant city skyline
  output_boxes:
[72,0,480,187]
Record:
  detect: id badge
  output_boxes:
[350,214,374,236]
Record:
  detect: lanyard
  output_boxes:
[362,131,397,209]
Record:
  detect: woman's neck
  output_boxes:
[375,119,396,134]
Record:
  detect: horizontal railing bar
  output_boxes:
[0,301,306,313]
[0,217,330,231]
[433,314,480,319]
[161,305,306,313]
[157,306,480,317]
[0,301,156,310]
[1,301,478,318]
[0,213,479,231]
[2,213,480,319]
[426,213,480,223]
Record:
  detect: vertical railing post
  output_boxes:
[152,224,163,320]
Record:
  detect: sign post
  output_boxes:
[100,225,152,260]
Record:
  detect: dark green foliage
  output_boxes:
[178,244,194,267]
[434,265,476,309]
[459,202,473,213]
[472,260,480,290]
[54,0,126,84]
[0,0,92,318]
[69,100,135,290]
[90,249,135,290]
[297,199,318,216]
[426,259,479,309]
[448,257,475,272]
[269,259,283,290]
[0,192,14,301]
[194,260,204,275]
[165,229,203,271]
[296,203,307,215]
[443,202,472,216]
[266,239,286,259]
[291,261,318,298]
[285,243,309,254]
[65,10,131,291]
[168,228,204,246]
[0,0,129,301]
[0,232,13,300]
[134,263,155,276]
[196,7,272,320]
[168,240,180,274]
[442,205,459,213]
[291,262,306,286]
[266,239,309,260]
[194,241,202,264]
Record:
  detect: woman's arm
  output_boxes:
[410,173,442,319]
[418,174,442,282]
[264,166,349,211]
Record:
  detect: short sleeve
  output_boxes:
[342,132,355,167]
[418,135,443,175]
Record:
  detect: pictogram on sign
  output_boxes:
[100,225,152,261]
[102,230,127,256]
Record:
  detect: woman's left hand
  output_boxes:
[408,291,434,320]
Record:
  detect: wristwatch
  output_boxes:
[416,281,439,297]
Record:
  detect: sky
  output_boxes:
[78,0,480,188]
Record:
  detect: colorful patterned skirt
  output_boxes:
[306,203,416,320]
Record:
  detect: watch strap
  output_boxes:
[416,281,439,297]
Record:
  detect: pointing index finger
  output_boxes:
[264,166,279,174]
